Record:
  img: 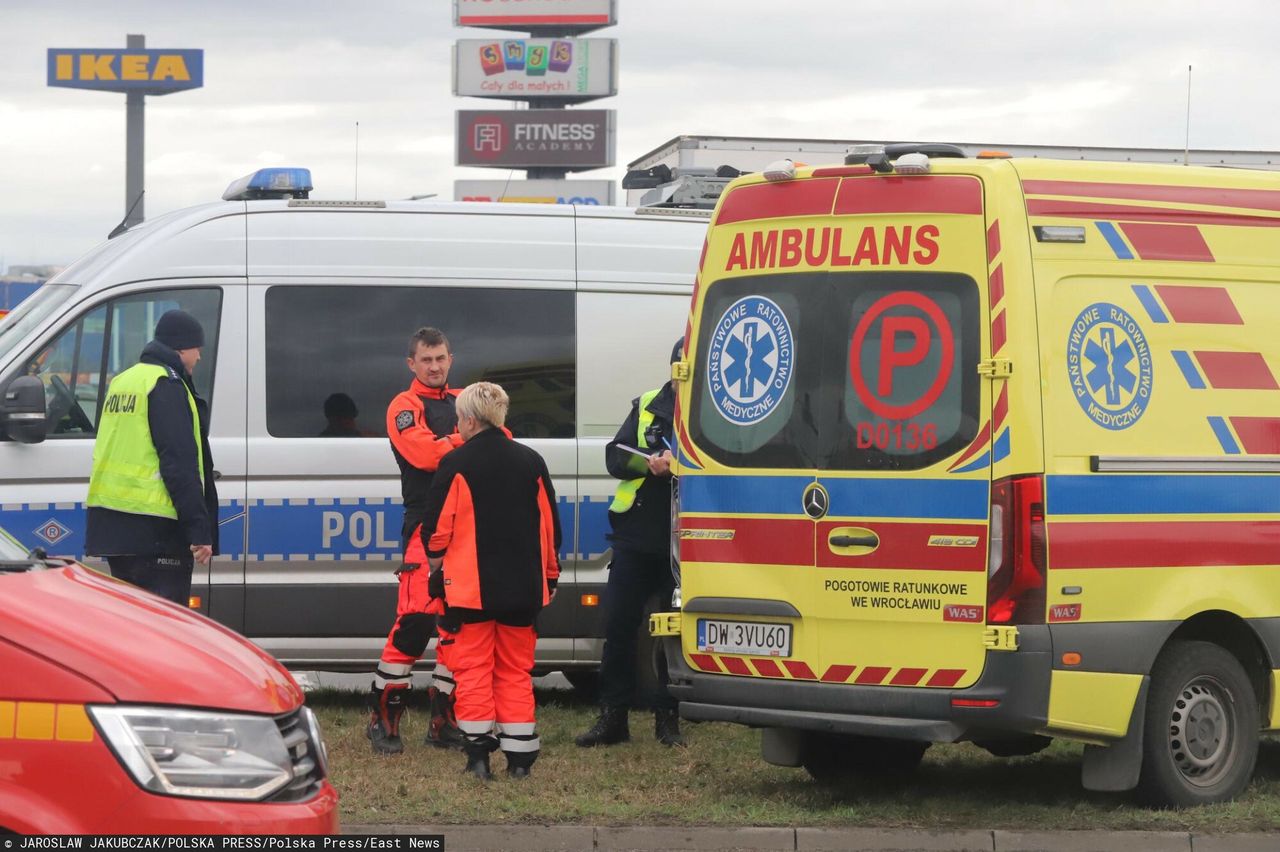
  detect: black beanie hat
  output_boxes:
[154,310,205,351]
[670,337,685,364]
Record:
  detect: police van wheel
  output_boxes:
[801,733,929,784]
[1138,640,1258,807]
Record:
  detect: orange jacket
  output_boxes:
[387,380,462,542]
[422,427,560,613]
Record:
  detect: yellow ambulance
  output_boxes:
[653,143,1280,806]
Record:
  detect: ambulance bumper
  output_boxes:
[662,626,1052,742]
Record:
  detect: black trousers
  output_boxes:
[107,553,194,605]
[598,547,676,711]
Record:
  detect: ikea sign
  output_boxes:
[47,49,203,94]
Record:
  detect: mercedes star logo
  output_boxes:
[802,483,829,520]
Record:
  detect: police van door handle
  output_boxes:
[827,528,880,554]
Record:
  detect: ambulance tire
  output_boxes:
[1138,640,1259,807]
[800,733,929,784]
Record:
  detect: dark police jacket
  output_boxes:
[605,382,675,557]
[86,341,219,557]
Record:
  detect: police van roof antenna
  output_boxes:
[108,190,145,240]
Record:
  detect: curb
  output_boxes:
[343,825,1280,852]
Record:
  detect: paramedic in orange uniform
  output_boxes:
[420,382,561,780]
[367,327,465,755]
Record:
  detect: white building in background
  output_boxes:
[624,135,1280,205]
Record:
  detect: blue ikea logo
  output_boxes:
[47,49,204,94]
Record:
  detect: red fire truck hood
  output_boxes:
[0,565,302,714]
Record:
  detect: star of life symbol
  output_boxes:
[707,295,795,425]
[1066,302,1152,431]
[34,517,72,546]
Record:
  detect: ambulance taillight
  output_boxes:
[986,475,1047,624]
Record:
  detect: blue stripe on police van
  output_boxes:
[1096,222,1135,260]
[1207,417,1242,455]
[1131,284,1170,324]
[0,495,611,564]
[1172,350,1207,389]
[1046,474,1280,516]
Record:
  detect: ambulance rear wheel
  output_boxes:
[801,733,929,784]
[1138,640,1258,807]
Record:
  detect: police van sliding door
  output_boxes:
[813,177,993,690]
[242,207,577,669]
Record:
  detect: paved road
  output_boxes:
[343,824,1279,851]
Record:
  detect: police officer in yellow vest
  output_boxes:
[86,310,217,604]
[576,339,684,749]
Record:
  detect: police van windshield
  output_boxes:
[0,284,77,356]
[690,271,980,471]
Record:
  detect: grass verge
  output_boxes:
[310,687,1280,830]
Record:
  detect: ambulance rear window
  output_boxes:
[691,271,980,471]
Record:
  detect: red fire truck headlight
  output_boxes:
[90,705,300,800]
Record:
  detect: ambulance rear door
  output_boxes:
[810,171,994,690]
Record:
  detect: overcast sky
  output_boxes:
[1,0,1276,267]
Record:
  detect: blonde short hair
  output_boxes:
[456,382,509,429]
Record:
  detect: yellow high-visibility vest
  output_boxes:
[609,388,661,514]
[86,363,202,520]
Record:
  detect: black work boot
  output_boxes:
[574,706,630,747]
[505,749,538,780]
[654,707,685,747]
[424,686,466,751]
[366,684,407,755]
[462,737,497,781]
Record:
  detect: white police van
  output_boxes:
[0,168,706,678]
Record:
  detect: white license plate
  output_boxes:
[696,619,792,657]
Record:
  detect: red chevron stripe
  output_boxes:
[721,657,751,676]
[948,421,992,471]
[1119,222,1214,262]
[751,658,785,678]
[689,654,720,673]
[1195,352,1278,390]
[783,660,817,680]
[855,666,891,685]
[991,310,1008,354]
[821,665,856,683]
[1154,285,1243,325]
[987,220,1001,263]
[1230,417,1280,454]
[993,385,1010,432]
[989,264,1005,307]
[926,669,966,687]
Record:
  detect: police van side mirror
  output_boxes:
[2,376,49,444]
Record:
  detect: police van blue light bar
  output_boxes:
[222,167,313,201]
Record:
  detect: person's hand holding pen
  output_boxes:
[647,436,674,477]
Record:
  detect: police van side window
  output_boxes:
[264,286,576,440]
[11,288,222,439]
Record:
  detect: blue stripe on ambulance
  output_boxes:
[680,475,989,520]
[1047,474,1278,516]
[1096,222,1135,260]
